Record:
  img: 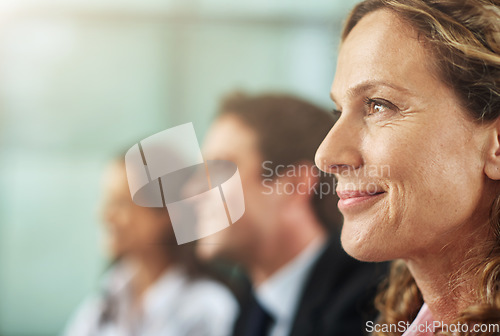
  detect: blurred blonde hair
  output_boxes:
[342,0,500,335]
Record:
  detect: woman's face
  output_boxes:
[315,10,492,262]
[101,162,170,259]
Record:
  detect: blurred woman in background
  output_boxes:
[315,0,500,335]
[64,158,238,336]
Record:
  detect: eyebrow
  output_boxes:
[330,80,411,107]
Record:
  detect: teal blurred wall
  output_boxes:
[0,0,360,335]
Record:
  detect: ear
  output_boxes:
[484,118,500,180]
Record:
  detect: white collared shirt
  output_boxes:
[64,261,238,336]
[255,236,327,336]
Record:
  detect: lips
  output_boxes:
[336,189,385,199]
[336,188,386,212]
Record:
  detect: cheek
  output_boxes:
[343,119,486,261]
[226,185,273,244]
[373,123,483,236]
[106,209,133,240]
[243,180,272,220]
[130,210,166,244]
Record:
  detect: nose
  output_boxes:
[315,116,363,175]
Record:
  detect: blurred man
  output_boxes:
[196,93,386,336]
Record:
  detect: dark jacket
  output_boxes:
[231,233,388,336]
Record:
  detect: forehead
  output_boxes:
[102,161,128,193]
[332,9,433,102]
[202,115,259,161]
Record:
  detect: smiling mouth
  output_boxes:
[336,190,386,211]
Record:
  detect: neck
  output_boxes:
[405,222,493,323]
[248,207,326,286]
[129,247,171,305]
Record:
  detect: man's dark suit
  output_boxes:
[231,232,388,336]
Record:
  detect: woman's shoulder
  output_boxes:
[151,266,238,314]
[182,276,238,307]
[173,276,239,336]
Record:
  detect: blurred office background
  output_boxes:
[0,0,359,335]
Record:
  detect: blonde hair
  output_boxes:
[341,0,500,335]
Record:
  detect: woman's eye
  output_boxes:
[363,98,398,116]
[373,103,385,114]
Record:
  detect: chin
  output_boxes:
[195,241,218,261]
[104,240,123,259]
[340,225,393,262]
[196,232,228,260]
